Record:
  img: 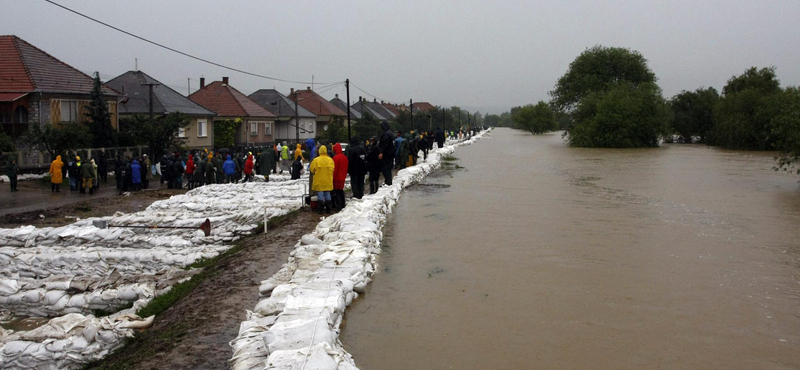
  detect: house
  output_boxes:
[329,94,361,121]
[0,35,120,139]
[351,97,387,121]
[106,70,216,149]
[289,87,346,136]
[248,89,317,143]
[189,77,277,147]
[412,102,437,114]
[381,102,403,116]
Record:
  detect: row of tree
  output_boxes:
[484,45,800,175]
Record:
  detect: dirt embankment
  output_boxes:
[86,210,323,370]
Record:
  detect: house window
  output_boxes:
[178,127,186,138]
[250,122,259,136]
[197,119,207,137]
[14,106,28,123]
[264,121,272,136]
[60,101,78,122]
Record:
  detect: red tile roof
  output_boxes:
[291,88,346,117]
[189,81,276,118]
[382,103,402,115]
[0,92,28,102]
[0,35,117,95]
[412,102,437,112]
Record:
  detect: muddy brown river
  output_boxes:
[341,128,800,370]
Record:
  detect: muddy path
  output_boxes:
[86,209,323,370]
[0,189,186,228]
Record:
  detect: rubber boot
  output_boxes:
[56,184,60,192]
[316,201,324,214]
[325,201,332,214]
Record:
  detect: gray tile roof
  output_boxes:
[107,71,215,116]
[249,89,317,119]
[351,101,388,121]
[329,97,362,119]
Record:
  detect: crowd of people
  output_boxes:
[7,124,483,214]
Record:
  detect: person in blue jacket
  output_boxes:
[131,159,142,191]
[223,155,236,183]
[305,137,315,161]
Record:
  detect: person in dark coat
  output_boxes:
[68,156,79,191]
[172,153,184,189]
[223,155,236,183]
[5,158,19,192]
[378,121,395,186]
[259,148,276,182]
[193,157,205,188]
[347,136,367,199]
[366,137,381,194]
[435,127,445,148]
[98,151,108,184]
[162,155,172,188]
[291,156,303,180]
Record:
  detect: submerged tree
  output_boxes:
[511,102,557,134]
[669,87,719,143]
[771,87,800,174]
[711,67,782,150]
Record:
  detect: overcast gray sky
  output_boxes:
[3,0,799,114]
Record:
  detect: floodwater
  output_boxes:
[341,128,800,370]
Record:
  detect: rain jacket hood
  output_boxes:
[309,146,334,192]
[332,143,348,190]
[49,155,64,184]
[333,143,343,155]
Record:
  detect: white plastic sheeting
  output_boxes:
[1,173,313,368]
[0,173,48,183]
[229,130,490,370]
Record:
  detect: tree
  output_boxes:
[567,82,669,148]
[771,87,800,174]
[550,46,656,112]
[318,116,348,144]
[119,113,191,158]
[352,112,382,141]
[85,72,116,148]
[669,87,719,143]
[213,118,239,149]
[511,101,557,134]
[0,131,14,152]
[25,122,92,157]
[711,67,782,150]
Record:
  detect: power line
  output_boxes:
[43,0,344,86]
[349,82,403,106]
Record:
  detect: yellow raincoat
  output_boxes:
[49,155,64,184]
[309,146,334,192]
[294,144,304,161]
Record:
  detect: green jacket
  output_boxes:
[260,149,276,174]
[81,161,96,178]
[5,162,18,178]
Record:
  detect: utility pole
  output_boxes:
[294,91,300,143]
[187,78,190,96]
[410,98,413,131]
[457,107,461,129]
[346,79,351,142]
[442,107,446,132]
[142,82,160,120]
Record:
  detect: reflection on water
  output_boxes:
[341,128,800,370]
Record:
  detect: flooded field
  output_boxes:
[341,128,800,369]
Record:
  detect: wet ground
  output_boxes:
[87,210,323,370]
[0,177,172,217]
[342,128,800,369]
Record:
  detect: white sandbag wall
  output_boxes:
[1,174,313,369]
[229,130,490,370]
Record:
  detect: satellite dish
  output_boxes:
[323,125,329,131]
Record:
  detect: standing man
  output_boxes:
[98,151,108,184]
[378,121,395,186]
[81,156,96,195]
[142,154,151,189]
[6,157,19,192]
[347,136,366,199]
[260,148,275,182]
[49,155,64,192]
[309,145,334,214]
[435,127,445,148]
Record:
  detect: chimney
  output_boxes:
[373,98,377,103]
[200,77,205,88]
[335,94,339,99]
[358,96,362,102]
[290,88,295,95]
[222,77,229,85]
[381,100,385,104]
[307,86,311,91]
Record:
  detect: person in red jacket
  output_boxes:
[185,156,196,190]
[332,143,349,209]
[243,154,254,183]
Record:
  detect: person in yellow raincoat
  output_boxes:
[48,155,64,192]
[309,145,334,214]
[294,143,304,161]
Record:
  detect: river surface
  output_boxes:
[341,128,800,370]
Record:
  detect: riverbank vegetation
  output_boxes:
[482,46,800,174]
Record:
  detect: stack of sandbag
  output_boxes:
[229,129,490,370]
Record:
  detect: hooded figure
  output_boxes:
[291,156,303,180]
[378,121,395,186]
[49,155,64,192]
[280,145,291,173]
[193,157,206,187]
[259,149,275,181]
[294,144,304,161]
[81,156,97,195]
[305,138,316,161]
[205,155,216,184]
[332,143,349,209]
[244,154,254,182]
[131,159,142,189]
[185,156,195,189]
[309,145,335,213]
[435,128,445,148]
[347,136,367,199]
[223,155,236,182]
